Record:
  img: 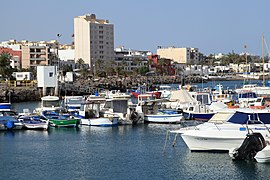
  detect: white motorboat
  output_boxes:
[18,115,49,130]
[171,109,270,151]
[235,84,270,96]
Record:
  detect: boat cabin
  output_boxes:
[64,96,84,113]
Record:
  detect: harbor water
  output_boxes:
[1,80,270,179]
[1,120,270,180]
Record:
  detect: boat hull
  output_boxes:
[49,119,78,127]
[144,114,182,123]
[80,117,118,127]
[255,146,270,163]
[183,112,214,121]
[24,122,49,130]
[181,128,270,151]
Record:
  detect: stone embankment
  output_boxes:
[0,75,204,103]
[0,86,41,103]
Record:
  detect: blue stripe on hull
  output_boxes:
[184,112,214,120]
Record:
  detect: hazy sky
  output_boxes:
[1,0,269,56]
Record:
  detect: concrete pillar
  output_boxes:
[54,85,59,96]
[43,87,47,96]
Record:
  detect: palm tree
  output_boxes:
[104,60,116,76]
[77,58,84,69]
[157,58,167,75]
[95,59,104,77]
[115,66,122,77]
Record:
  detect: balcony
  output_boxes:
[30,51,46,55]
[30,57,46,61]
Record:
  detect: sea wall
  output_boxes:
[0,87,41,103]
[0,75,205,102]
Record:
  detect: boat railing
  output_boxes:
[246,114,270,136]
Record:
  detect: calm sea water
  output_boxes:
[1,80,270,180]
[1,122,270,180]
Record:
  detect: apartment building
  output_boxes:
[114,46,150,72]
[157,47,199,64]
[1,40,58,69]
[74,14,114,69]
[21,45,49,68]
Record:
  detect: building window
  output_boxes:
[49,72,53,77]
[99,26,103,29]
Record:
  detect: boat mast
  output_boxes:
[262,33,265,87]
[244,45,248,85]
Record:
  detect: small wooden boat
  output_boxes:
[42,110,79,127]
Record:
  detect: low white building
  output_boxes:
[14,72,32,81]
[37,66,58,88]
[58,49,75,61]
[185,65,209,75]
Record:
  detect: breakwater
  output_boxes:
[0,75,205,103]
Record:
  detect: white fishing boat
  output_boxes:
[102,92,142,125]
[34,96,63,114]
[64,96,84,113]
[136,98,183,123]
[78,96,119,127]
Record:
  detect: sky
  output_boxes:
[1,0,270,56]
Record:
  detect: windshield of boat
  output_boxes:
[43,100,60,108]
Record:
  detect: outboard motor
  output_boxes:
[129,111,140,125]
[230,133,266,161]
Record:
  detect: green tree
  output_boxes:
[115,66,123,77]
[104,60,116,76]
[77,58,84,69]
[61,64,73,77]
[0,52,14,79]
[95,59,104,77]
[157,58,167,75]
[139,66,149,75]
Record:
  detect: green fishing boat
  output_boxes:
[49,118,79,127]
[42,110,80,127]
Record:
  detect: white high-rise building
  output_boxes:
[74,14,114,69]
